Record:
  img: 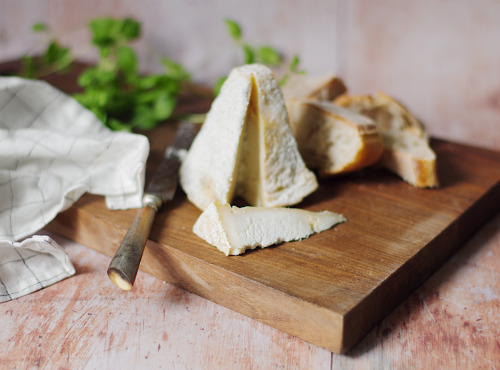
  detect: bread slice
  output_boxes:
[288,99,384,177]
[179,64,318,211]
[281,73,348,102]
[334,92,438,187]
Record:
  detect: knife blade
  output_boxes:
[107,122,197,291]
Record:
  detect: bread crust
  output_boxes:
[288,99,384,177]
[282,74,347,101]
[334,92,438,188]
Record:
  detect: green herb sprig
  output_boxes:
[213,19,305,95]
[21,18,190,131]
[19,17,303,130]
[21,23,73,78]
[73,18,190,131]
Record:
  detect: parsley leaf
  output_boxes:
[214,19,304,95]
[73,17,190,131]
[224,19,242,41]
[20,24,73,78]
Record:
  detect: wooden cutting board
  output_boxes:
[46,126,500,354]
[5,61,497,353]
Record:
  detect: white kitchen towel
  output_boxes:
[0,76,150,301]
[0,236,75,303]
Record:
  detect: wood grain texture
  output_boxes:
[2,60,498,354]
[343,211,500,368]
[0,2,497,359]
[47,130,500,353]
[1,233,334,369]
[1,213,498,368]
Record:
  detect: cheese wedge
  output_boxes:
[334,92,438,187]
[180,64,318,210]
[193,200,346,256]
[288,99,384,177]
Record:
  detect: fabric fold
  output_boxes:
[0,76,150,302]
[0,76,149,241]
[0,235,75,303]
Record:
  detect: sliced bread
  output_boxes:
[334,92,438,187]
[288,99,384,177]
[281,73,348,102]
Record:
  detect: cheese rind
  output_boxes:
[193,200,346,256]
[179,67,251,210]
[179,64,318,211]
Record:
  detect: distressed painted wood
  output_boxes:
[0,213,498,368]
[0,233,332,369]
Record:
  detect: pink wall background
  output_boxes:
[1,0,499,150]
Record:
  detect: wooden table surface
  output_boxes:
[1,210,498,368]
[1,61,499,368]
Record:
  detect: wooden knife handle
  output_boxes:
[107,196,161,290]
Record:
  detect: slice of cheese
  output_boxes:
[334,92,438,187]
[193,200,346,256]
[180,64,318,210]
[288,99,384,176]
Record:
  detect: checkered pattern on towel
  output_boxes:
[0,235,75,303]
[0,76,149,241]
[0,76,149,302]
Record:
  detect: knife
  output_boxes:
[107,122,197,291]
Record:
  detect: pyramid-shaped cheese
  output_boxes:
[180,64,318,211]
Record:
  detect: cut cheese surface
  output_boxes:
[193,200,346,256]
[179,64,318,210]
